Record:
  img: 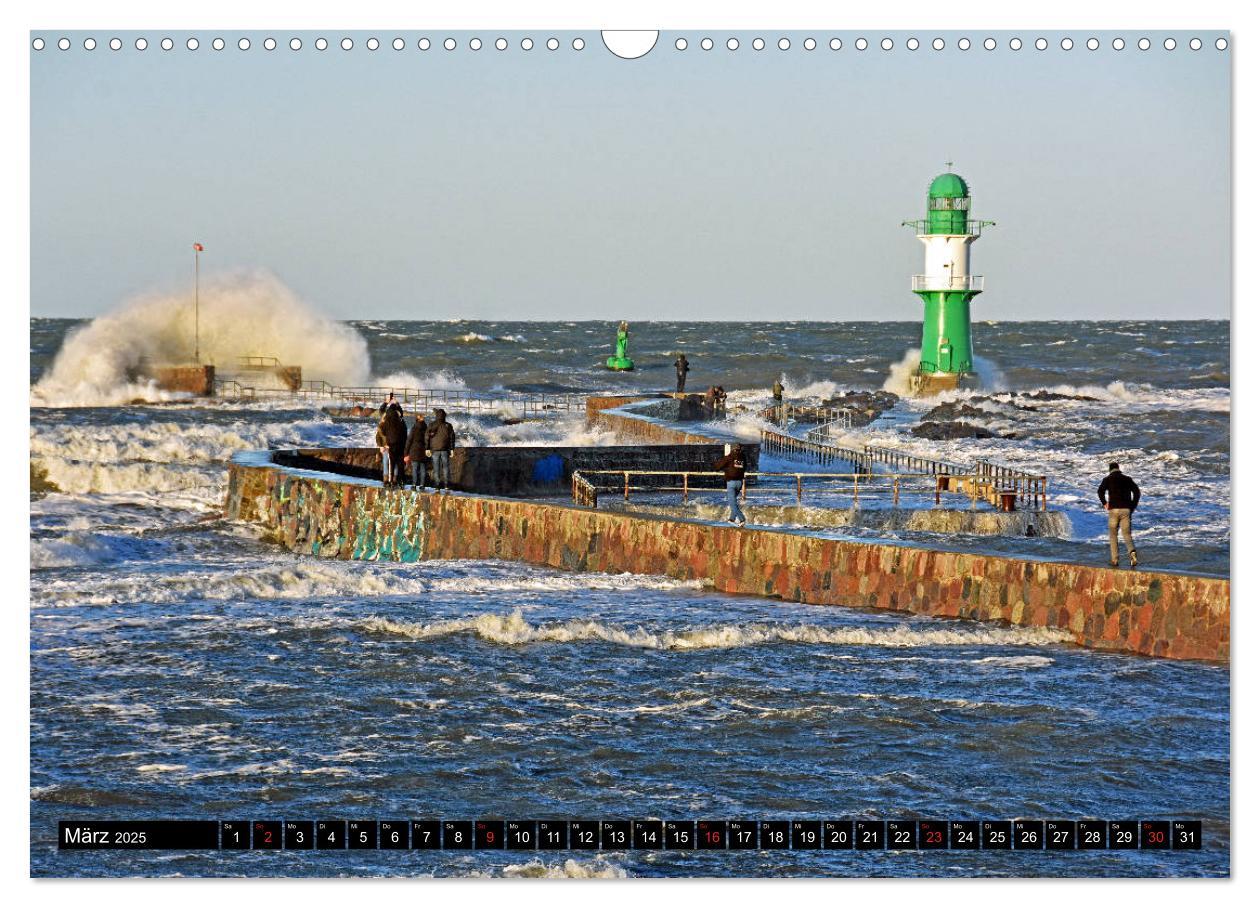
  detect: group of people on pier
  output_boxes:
[375,392,456,491]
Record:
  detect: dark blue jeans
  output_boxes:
[432,450,451,487]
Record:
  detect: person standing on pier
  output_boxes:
[404,411,429,490]
[376,406,407,489]
[427,408,456,492]
[674,353,690,393]
[1098,461,1141,568]
[772,378,785,424]
[714,443,748,527]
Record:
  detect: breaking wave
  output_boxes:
[31,272,371,407]
[883,348,922,395]
[29,418,339,495]
[361,608,1074,650]
[883,348,1006,395]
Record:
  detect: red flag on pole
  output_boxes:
[193,243,204,252]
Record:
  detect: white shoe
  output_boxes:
[736,520,747,527]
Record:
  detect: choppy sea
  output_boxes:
[29,317,1229,877]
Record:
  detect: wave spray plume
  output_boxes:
[33,272,371,406]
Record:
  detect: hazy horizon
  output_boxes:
[32,30,1230,322]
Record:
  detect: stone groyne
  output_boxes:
[226,453,1230,662]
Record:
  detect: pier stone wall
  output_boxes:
[226,456,1230,663]
[153,365,215,395]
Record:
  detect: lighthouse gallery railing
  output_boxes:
[911,274,985,292]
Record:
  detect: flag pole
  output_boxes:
[193,242,202,362]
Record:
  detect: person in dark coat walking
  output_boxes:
[713,443,748,527]
[404,412,429,489]
[674,353,690,393]
[1098,461,1141,567]
[427,408,456,491]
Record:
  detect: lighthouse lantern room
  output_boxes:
[902,170,995,395]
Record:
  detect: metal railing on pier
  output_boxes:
[861,444,970,477]
[759,428,870,471]
[758,426,1047,511]
[572,469,957,511]
[213,380,589,415]
[758,403,855,429]
[235,355,283,368]
[803,412,855,444]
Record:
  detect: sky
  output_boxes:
[30,30,1230,321]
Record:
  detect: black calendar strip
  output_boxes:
[58,819,1202,851]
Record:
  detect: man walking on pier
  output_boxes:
[1098,461,1141,567]
[675,353,690,393]
[404,411,428,490]
[427,408,456,492]
[714,443,748,527]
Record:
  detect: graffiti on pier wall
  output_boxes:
[253,471,426,562]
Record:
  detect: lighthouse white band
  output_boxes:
[916,234,979,292]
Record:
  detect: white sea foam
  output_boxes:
[29,560,708,606]
[32,272,371,406]
[500,858,628,879]
[970,654,1055,668]
[31,533,148,570]
[361,608,1074,650]
[29,417,343,496]
[882,348,922,394]
[368,370,468,392]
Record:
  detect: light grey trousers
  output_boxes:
[1108,507,1136,562]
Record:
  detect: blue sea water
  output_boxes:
[29,317,1230,877]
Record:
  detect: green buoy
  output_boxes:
[605,320,635,371]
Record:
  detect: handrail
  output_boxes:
[804,411,854,443]
[573,469,965,510]
[215,381,590,413]
[911,274,985,292]
[760,427,871,472]
[901,219,996,236]
[235,355,283,368]
[757,427,1046,511]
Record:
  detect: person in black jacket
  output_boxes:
[675,353,690,393]
[713,443,748,527]
[404,413,428,489]
[1098,461,1141,567]
[427,408,456,491]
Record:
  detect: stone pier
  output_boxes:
[225,452,1230,663]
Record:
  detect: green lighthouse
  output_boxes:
[902,170,995,395]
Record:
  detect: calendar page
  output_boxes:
[26,17,1231,883]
